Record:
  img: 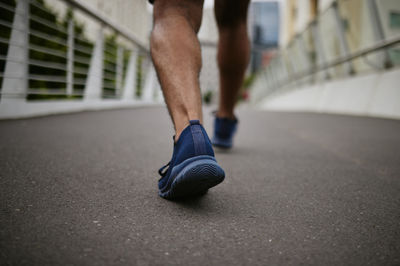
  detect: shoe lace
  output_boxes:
[158,161,170,177]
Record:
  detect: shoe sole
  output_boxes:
[159,158,225,200]
[212,137,233,149]
[212,143,232,149]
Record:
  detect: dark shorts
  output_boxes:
[149,0,154,4]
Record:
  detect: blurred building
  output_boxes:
[281,0,318,47]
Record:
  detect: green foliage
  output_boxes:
[237,74,255,103]
[136,55,144,97]
[203,90,213,105]
[243,73,256,89]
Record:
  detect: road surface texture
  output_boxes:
[1,107,400,266]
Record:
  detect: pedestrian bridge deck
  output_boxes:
[1,107,399,265]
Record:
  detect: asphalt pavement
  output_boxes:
[1,106,399,265]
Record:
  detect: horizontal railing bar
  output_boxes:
[27,75,88,85]
[29,14,68,35]
[73,36,93,46]
[62,0,148,51]
[73,77,87,83]
[73,80,87,86]
[29,43,67,58]
[27,89,84,96]
[74,43,92,55]
[0,37,12,45]
[73,68,88,75]
[73,55,90,65]
[102,91,117,95]
[29,59,67,70]
[0,2,15,13]
[74,66,89,74]
[0,19,15,29]
[29,74,66,82]
[103,65,116,73]
[103,81,116,88]
[29,29,67,46]
[30,0,57,14]
[103,72,115,80]
[103,58,117,65]
[74,78,87,84]
[102,96,119,100]
[73,49,91,57]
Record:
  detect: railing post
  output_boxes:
[67,18,75,96]
[154,81,163,103]
[332,2,355,75]
[286,52,298,87]
[270,59,280,90]
[84,26,104,101]
[121,49,138,100]
[1,0,29,103]
[263,68,271,93]
[298,35,311,74]
[311,21,330,80]
[116,45,123,98]
[142,62,156,102]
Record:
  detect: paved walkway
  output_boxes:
[1,107,399,265]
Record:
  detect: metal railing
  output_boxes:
[251,0,400,103]
[0,0,162,118]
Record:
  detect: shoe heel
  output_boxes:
[164,159,225,199]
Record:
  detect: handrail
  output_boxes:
[62,0,148,51]
[285,35,400,83]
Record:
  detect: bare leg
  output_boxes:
[214,0,250,119]
[151,0,204,140]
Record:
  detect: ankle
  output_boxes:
[172,110,203,142]
[174,123,188,143]
[174,118,202,142]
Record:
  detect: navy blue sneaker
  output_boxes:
[212,116,238,149]
[158,120,225,200]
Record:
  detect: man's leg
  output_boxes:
[214,0,250,119]
[151,0,204,140]
[151,0,225,200]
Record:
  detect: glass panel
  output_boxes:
[338,0,385,72]
[286,42,302,77]
[300,27,317,84]
[294,37,309,75]
[277,54,289,85]
[375,0,400,66]
[317,6,346,78]
[282,51,294,84]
